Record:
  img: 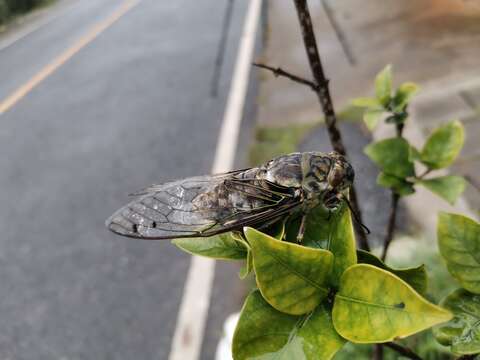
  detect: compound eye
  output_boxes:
[327,167,343,188]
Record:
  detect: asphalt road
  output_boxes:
[0,0,253,359]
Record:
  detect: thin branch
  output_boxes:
[381,192,400,261]
[417,168,432,180]
[292,0,345,154]
[373,344,384,360]
[457,354,478,360]
[292,0,370,251]
[381,119,404,260]
[384,342,423,360]
[253,62,319,91]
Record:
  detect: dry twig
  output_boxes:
[253,62,318,91]
[291,0,370,250]
[385,342,423,360]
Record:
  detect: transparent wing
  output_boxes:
[106,173,301,240]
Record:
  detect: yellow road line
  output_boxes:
[0,0,140,115]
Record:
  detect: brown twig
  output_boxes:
[253,62,319,91]
[381,116,405,260]
[374,344,384,360]
[384,342,423,360]
[292,0,345,154]
[457,355,478,360]
[381,192,400,261]
[418,168,432,180]
[292,0,370,251]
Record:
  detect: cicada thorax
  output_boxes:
[260,152,304,188]
[300,153,331,191]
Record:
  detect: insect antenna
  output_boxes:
[341,196,371,235]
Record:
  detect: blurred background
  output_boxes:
[0,0,478,359]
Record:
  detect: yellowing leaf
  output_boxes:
[332,264,452,343]
[233,290,346,360]
[438,213,480,294]
[239,247,253,279]
[363,108,384,131]
[375,64,392,106]
[285,204,357,288]
[393,82,419,112]
[172,233,247,260]
[433,288,480,355]
[245,227,333,315]
[419,176,466,205]
[421,120,464,169]
[268,220,286,240]
[233,234,253,279]
[357,250,427,295]
[352,97,380,108]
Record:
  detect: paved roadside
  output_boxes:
[0,0,253,359]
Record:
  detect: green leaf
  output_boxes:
[438,213,480,294]
[419,176,466,205]
[420,120,465,169]
[233,290,346,360]
[239,248,253,279]
[363,108,384,131]
[433,288,480,355]
[232,234,253,279]
[267,220,286,240]
[352,97,380,108]
[285,204,357,288]
[357,249,427,295]
[234,224,284,279]
[245,227,333,315]
[364,137,415,178]
[409,145,422,162]
[377,172,415,196]
[385,112,408,125]
[172,232,247,260]
[324,205,357,287]
[375,64,392,106]
[332,264,452,343]
[393,82,419,112]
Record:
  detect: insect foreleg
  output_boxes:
[296,214,307,243]
[327,209,332,221]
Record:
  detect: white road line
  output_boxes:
[167,0,262,359]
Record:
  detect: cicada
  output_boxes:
[106,151,355,242]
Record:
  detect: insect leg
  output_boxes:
[327,210,332,221]
[296,214,307,243]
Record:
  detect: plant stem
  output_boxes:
[253,62,319,91]
[418,168,432,180]
[381,192,399,261]
[292,0,370,251]
[373,344,384,360]
[381,120,404,260]
[457,355,478,360]
[292,0,344,154]
[385,342,423,360]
